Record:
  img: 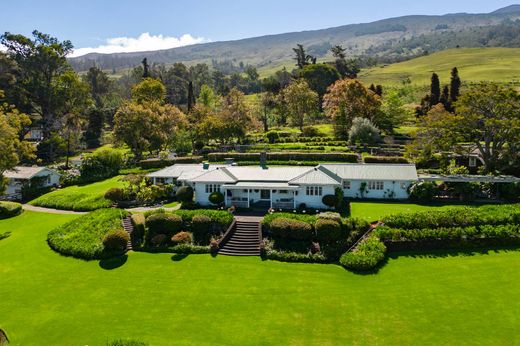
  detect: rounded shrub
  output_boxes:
[131,213,146,243]
[265,131,280,144]
[145,213,183,238]
[104,188,124,203]
[317,212,342,224]
[150,234,167,247]
[0,201,23,219]
[269,217,313,241]
[315,218,344,243]
[208,191,224,205]
[171,231,193,245]
[102,228,130,252]
[409,181,437,201]
[340,236,386,271]
[176,186,194,203]
[191,214,214,243]
[321,195,338,208]
[301,126,319,137]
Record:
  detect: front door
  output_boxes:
[260,189,270,200]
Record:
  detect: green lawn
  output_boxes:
[29,176,125,211]
[1,211,519,345]
[360,47,520,86]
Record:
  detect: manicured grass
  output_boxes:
[350,201,471,222]
[29,176,125,211]
[1,211,519,345]
[360,47,520,86]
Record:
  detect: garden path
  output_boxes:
[22,204,87,215]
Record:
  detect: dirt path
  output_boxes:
[22,204,87,215]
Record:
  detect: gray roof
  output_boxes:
[320,164,418,181]
[147,164,225,180]
[3,166,60,180]
[223,182,299,190]
[290,168,341,185]
[190,168,237,183]
[224,166,311,182]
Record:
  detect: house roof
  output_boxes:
[190,167,237,183]
[222,182,299,190]
[147,164,225,179]
[224,166,311,182]
[320,164,418,181]
[3,166,60,180]
[289,167,341,185]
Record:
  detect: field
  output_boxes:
[359,47,520,86]
[1,211,519,345]
[29,176,125,211]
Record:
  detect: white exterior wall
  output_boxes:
[194,183,223,206]
[294,185,336,209]
[3,170,60,199]
[342,180,411,199]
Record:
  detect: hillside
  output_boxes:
[69,6,520,72]
[359,47,520,86]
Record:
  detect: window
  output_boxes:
[205,184,220,193]
[306,186,323,196]
[469,156,477,167]
[155,178,166,184]
[342,180,351,189]
[279,190,288,194]
[368,181,384,190]
[400,182,407,190]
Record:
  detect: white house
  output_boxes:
[147,163,418,209]
[2,166,61,200]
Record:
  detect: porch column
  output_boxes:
[224,188,228,207]
[293,190,296,210]
[247,189,250,208]
[270,189,273,209]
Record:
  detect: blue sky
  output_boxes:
[1,0,516,56]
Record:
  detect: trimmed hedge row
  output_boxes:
[363,156,408,164]
[207,152,358,163]
[340,236,387,271]
[47,209,129,260]
[382,204,520,230]
[265,250,327,263]
[139,156,203,169]
[269,218,313,240]
[0,201,23,219]
[374,224,520,251]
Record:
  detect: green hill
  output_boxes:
[359,48,520,86]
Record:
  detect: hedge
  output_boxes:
[382,204,520,230]
[145,213,183,239]
[0,201,23,219]
[340,236,387,271]
[265,250,327,263]
[268,217,314,241]
[47,209,129,260]
[315,218,344,243]
[139,156,203,169]
[374,224,520,251]
[207,152,358,163]
[363,156,409,164]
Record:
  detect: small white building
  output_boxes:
[147,163,418,209]
[2,166,61,200]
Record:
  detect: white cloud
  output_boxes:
[70,32,209,57]
[0,44,7,52]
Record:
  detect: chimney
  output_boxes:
[202,162,210,170]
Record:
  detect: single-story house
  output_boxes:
[2,166,61,200]
[147,163,418,209]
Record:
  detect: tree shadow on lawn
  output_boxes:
[99,254,128,270]
[0,232,11,241]
[388,246,520,260]
[171,253,189,261]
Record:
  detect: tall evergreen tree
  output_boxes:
[142,58,150,78]
[450,67,461,103]
[375,85,383,97]
[439,85,450,111]
[430,73,441,106]
[187,81,195,113]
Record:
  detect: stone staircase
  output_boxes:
[121,216,134,251]
[218,220,261,256]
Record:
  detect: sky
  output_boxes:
[1,0,517,57]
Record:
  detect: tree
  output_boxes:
[331,45,346,60]
[219,88,252,142]
[293,44,314,69]
[439,85,451,111]
[256,92,278,132]
[348,117,381,145]
[0,31,74,161]
[187,81,195,112]
[298,64,340,101]
[430,73,441,106]
[131,78,166,104]
[281,79,318,130]
[381,90,411,133]
[84,66,110,108]
[413,83,520,173]
[84,108,105,148]
[450,67,461,103]
[323,79,382,140]
[142,58,150,78]
[0,92,34,192]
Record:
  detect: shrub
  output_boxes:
[208,191,224,205]
[265,131,280,144]
[207,152,358,163]
[301,126,319,137]
[80,147,123,183]
[348,117,380,145]
[340,236,387,271]
[174,209,233,231]
[47,209,129,260]
[131,213,146,243]
[151,234,167,247]
[315,218,344,243]
[408,181,438,201]
[107,339,148,346]
[266,250,327,263]
[145,213,182,238]
[176,186,194,203]
[171,243,211,254]
[269,217,313,241]
[317,212,342,224]
[104,188,124,203]
[322,195,338,208]
[191,214,214,243]
[364,156,409,164]
[139,157,203,169]
[171,231,193,245]
[102,229,130,253]
[0,201,22,220]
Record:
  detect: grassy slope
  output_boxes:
[1,211,519,345]
[359,47,520,86]
[29,176,124,211]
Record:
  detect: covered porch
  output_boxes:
[222,182,299,210]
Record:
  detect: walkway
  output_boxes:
[218,219,262,256]
[22,204,87,215]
